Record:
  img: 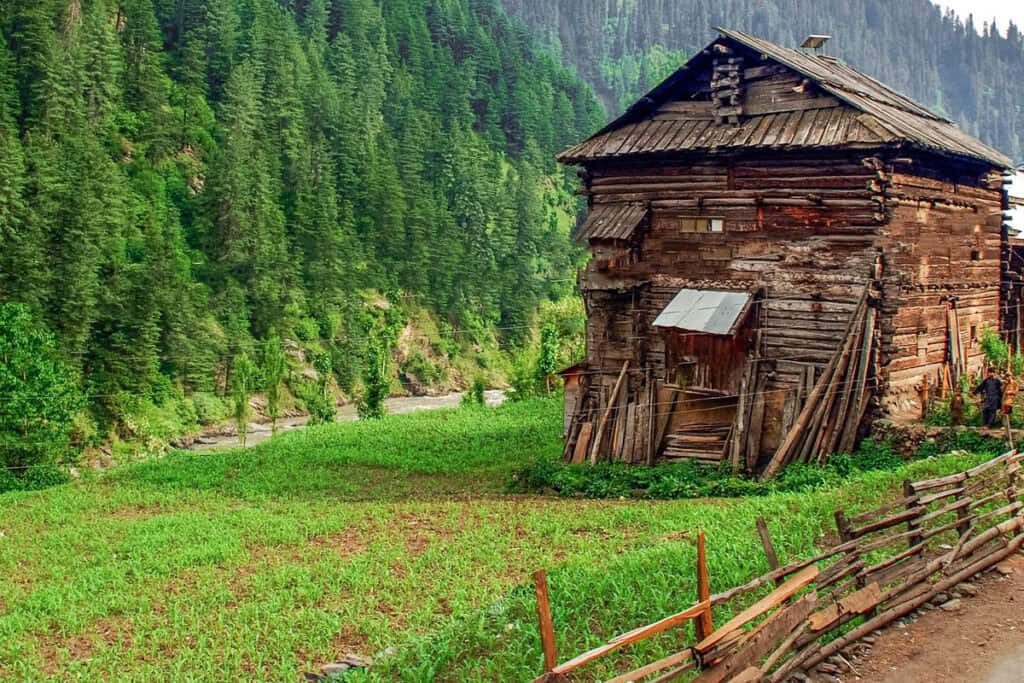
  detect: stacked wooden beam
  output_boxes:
[762,289,878,478]
[711,53,744,124]
[532,449,1023,683]
[663,424,732,462]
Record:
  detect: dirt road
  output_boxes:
[851,553,1024,683]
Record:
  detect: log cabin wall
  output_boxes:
[578,152,882,461]
[876,160,1004,419]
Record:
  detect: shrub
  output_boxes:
[192,392,229,425]
[462,376,487,407]
[0,304,84,480]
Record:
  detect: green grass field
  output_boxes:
[0,399,992,681]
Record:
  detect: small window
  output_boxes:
[971,249,982,261]
[970,325,978,343]
[680,217,725,233]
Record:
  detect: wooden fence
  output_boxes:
[532,450,1024,682]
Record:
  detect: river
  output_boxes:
[188,389,507,452]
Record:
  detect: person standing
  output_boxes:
[974,367,1003,428]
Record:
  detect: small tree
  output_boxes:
[307,349,336,424]
[357,338,389,419]
[261,333,287,434]
[231,352,258,446]
[538,323,559,394]
[0,304,83,477]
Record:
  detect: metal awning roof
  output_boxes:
[652,289,752,336]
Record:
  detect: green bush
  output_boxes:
[192,392,230,425]
[461,376,487,407]
[0,304,84,480]
[401,351,443,386]
[513,432,1001,501]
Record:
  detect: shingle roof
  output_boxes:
[558,29,1012,170]
[575,202,647,241]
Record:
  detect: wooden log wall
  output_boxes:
[566,150,1005,467]
[570,153,882,465]
[877,166,1004,418]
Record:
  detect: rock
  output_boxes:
[321,663,350,676]
[996,563,1015,576]
[952,590,963,600]
[934,592,949,603]
[960,582,980,596]
[940,598,962,612]
[863,635,877,644]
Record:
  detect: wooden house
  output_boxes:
[557,29,1014,475]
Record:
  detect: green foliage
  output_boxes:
[507,347,543,401]
[191,392,229,425]
[0,395,999,680]
[0,304,84,481]
[301,350,336,425]
[515,430,1004,501]
[462,376,487,407]
[357,339,389,420]
[230,353,258,446]
[537,323,559,394]
[0,0,595,435]
[261,333,288,433]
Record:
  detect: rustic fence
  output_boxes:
[532,449,1024,682]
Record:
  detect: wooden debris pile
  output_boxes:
[531,449,1023,682]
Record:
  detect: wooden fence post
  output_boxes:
[533,570,558,672]
[696,531,714,640]
[756,517,784,587]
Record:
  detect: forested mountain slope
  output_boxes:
[502,0,1024,163]
[0,0,602,421]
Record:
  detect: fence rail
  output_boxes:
[532,449,1023,682]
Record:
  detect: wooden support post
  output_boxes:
[1005,413,1015,451]
[533,570,558,672]
[696,531,714,640]
[589,361,629,464]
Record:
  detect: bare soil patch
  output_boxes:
[852,553,1024,683]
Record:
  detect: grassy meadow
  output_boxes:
[0,398,994,681]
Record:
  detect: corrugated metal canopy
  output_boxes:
[576,202,647,242]
[653,289,752,335]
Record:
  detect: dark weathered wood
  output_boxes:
[692,594,817,683]
[589,361,629,464]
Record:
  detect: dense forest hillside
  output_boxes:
[0,0,602,445]
[501,0,1024,163]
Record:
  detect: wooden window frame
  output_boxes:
[679,217,725,234]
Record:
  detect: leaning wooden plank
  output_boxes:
[807,582,882,632]
[571,423,593,465]
[604,650,694,683]
[838,308,876,454]
[694,566,819,654]
[692,594,817,683]
[551,600,712,675]
[590,361,630,464]
[728,667,763,683]
[847,506,925,538]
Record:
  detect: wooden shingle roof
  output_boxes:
[558,29,1012,170]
